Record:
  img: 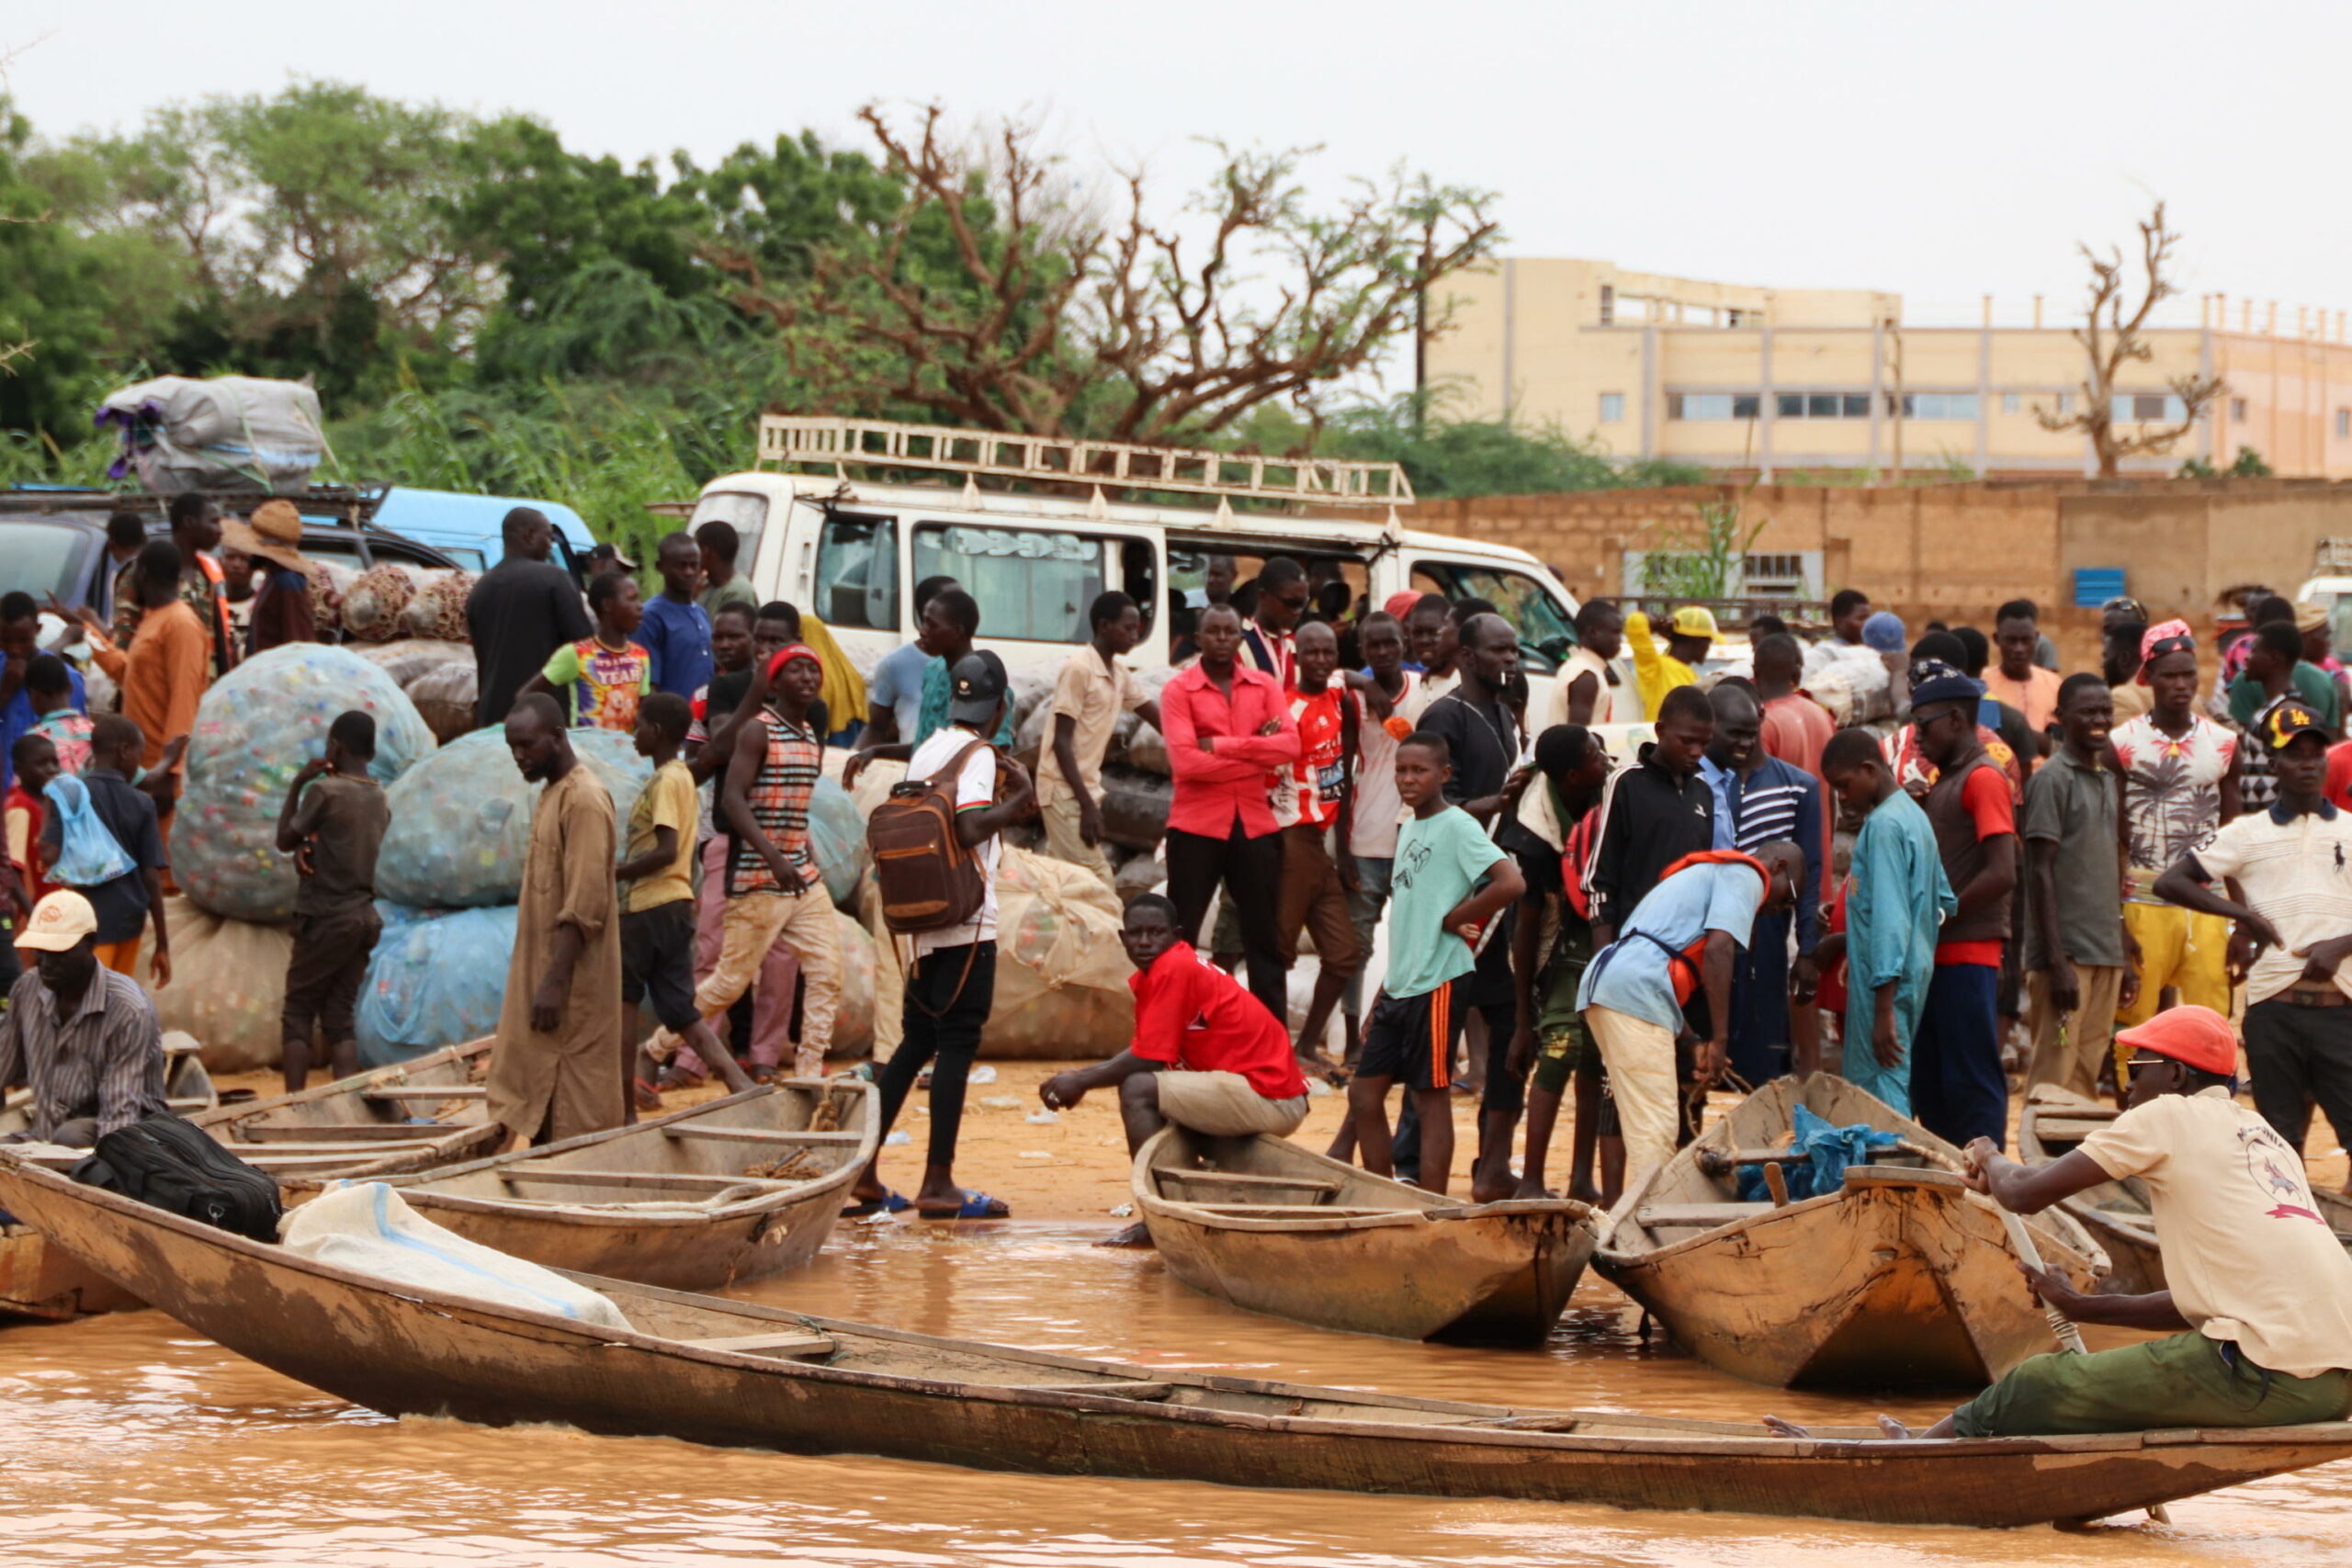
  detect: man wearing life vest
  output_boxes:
[1575,841,1805,1186]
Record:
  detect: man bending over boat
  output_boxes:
[1766,1006,2352,1440]
[1039,894,1311,1246]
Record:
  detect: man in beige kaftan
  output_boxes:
[488,694,626,1145]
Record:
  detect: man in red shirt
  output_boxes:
[1160,603,1301,1025]
[1276,620,1363,1066]
[1911,660,2020,1149]
[1041,894,1312,1244]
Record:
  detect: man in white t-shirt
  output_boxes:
[849,650,1035,1222]
[2154,699,2352,1171]
[1770,1005,2352,1440]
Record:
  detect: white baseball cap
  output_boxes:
[16,890,98,953]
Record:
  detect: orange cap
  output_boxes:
[2113,1005,2238,1077]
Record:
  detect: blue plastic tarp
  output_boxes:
[1736,1103,1905,1202]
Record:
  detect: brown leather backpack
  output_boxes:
[868,739,996,934]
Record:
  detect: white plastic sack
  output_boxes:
[375,728,649,908]
[283,1181,634,1332]
[347,637,471,690]
[171,645,438,922]
[96,375,325,494]
[148,897,296,1073]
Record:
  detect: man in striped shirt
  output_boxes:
[0,890,166,1147]
[1699,683,1826,1089]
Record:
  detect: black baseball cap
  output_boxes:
[947,650,1010,726]
[2262,699,2336,752]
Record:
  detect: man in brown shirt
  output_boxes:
[85,541,209,787]
[488,694,625,1147]
[274,711,390,1091]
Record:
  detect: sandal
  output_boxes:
[841,1190,911,1219]
[632,1077,663,1112]
[917,1190,1012,1220]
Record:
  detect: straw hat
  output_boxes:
[220,499,313,578]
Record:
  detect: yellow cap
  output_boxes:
[1669,605,1722,642]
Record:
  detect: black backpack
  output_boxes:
[73,1115,282,1242]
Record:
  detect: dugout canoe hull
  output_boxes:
[2017,1090,2168,1295]
[0,1037,213,1320]
[1597,1075,2109,1391]
[381,1079,875,1290]
[189,1039,504,1190]
[1134,1126,1597,1344]
[4,1156,2346,1529]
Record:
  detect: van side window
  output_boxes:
[1410,561,1576,673]
[913,523,1105,644]
[690,491,769,575]
[816,513,899,631]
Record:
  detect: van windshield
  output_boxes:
[1410,561,1575,673]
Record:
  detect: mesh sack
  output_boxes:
[339,564,418,643]
[402,571,476,643]
[170,644,437,922]
[807,775,870,911]
[374,727,650,908]
[347,637,469,690]
[356,903,518,1067]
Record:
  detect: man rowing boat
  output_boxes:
[1766,1005,2352,1439]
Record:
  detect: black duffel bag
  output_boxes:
[72,1115,282,1242]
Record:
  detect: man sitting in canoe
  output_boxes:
[0,889,168,1147]
[1767,1005,2352,1440]
[1039,893,1311,1246]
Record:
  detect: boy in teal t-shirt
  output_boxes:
[1345,731,1525,1196]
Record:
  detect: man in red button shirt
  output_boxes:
[1160,603,1302,1025]
[1041,894,1313,1245]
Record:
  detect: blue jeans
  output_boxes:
[1342,855,1394,1019]
[1912,962,2006,1150]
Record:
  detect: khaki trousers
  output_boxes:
[648,887,841,1068]
[1039,794,1116,891]
[1581,1004,1682,1188]
[2024,964,2124,1101]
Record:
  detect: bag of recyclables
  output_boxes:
[168,645,436,923]
[282,1181,634,1331]
[147,897,295,1073]
[95,375,326,495]
[375,728,650,908]
[356,903,516,1067]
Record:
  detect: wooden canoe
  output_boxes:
[1134,1125,1598,1344]
[0,1033,215,1320]
[1596,1074,2109,1391]
[189,1038,504,1191]
[381,1078,875,1290]
[4,1157,2346,1529]
[2017,1089,2167,1294]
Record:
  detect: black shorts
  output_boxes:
[620,899,700,1031]
[1360,983,1464,1092]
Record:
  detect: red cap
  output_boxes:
[2113,1005,2238,1077]
[766,643,822,682]
[1383,591,1422,621]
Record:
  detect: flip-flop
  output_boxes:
[841,1190,910,1219]
[917,1190,1011,1220]
[631,1077,663,1112]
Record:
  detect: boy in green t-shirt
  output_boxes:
[1344,731,1525,1196]
[618,692,746,1110]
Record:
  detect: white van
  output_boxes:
[687,416,1598,721]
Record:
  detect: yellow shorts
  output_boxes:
[2117,901,2233,1077]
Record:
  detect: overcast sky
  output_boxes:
[8,0,2345,344]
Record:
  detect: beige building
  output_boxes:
[1427,257,2352,480]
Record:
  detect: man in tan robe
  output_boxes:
[489,694,625,1146]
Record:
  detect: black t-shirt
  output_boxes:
[40,768,165,944]
[1419,690,1517,807]
[466,558,594,728]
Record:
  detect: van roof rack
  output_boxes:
[756,415,1415,509]
[4,482,395,527]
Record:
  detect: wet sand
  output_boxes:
[3,1062,2346,1565]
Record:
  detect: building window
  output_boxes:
[1773,391,1874,420]
[2338,410,2350,440]
[1599,392,1625,424]
[1724,309,1743,328]
[1598,284,1614,327]
[1892,393,1981,421]
[1666,392,1759,421]
[2114,393,2187,423]
[2232,397,2249,422]
[2001,392,2023,414]
[2055,392,2075,414]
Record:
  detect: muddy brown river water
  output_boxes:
[3,1217,2347,1566]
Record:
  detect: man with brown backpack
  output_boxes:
[848,650,1035,1220]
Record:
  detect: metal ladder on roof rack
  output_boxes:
[755,415,1415,508]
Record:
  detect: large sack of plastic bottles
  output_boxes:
[356,903,518,1067]
[374,727,650,908]
[169,644,437,922]
[146,896,294,1073]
